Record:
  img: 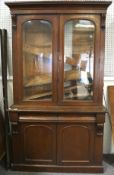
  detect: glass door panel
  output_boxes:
[22,20,52,101]
[64,20,95,100]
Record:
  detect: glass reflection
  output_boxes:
[64,20,95,100]
[23,20,52,100]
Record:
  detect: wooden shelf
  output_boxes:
[24,70,81,87]
[23,44,52,56]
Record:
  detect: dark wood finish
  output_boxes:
[6,1,111,173]
[22,123,56,164]
[9,111,105,172]
[6,1,111,108]
[57,117,96,165]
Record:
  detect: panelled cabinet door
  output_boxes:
[14,15,59,105]
[12,122,56,164]
[57,122,95,165]
[59,15,101,105]
[21,123,56,164]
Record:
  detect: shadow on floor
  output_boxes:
[103,154,114,165]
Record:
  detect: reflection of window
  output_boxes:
[35,53,52,74]
[22,20,53,100]
[64,19,95,100]
[74,20,95,28]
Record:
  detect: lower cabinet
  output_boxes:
[10,112,104,172]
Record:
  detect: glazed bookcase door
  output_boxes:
[14,15,58,105]
[59,15,101,105]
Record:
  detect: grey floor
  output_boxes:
[0,161,114,175]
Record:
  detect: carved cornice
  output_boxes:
[5,1,112,6]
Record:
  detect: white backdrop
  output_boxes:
[0,0,114,153]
